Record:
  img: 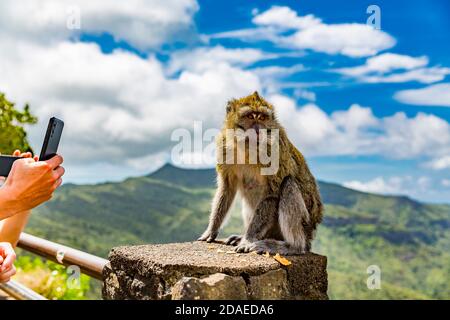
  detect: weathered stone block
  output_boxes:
[248,269,288,300]
[172,273,247,300]
[102,241,328,300]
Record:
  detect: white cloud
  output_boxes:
[252,5,321,30]
[270,95,450,161]
[286,23,395,57]
[425,156,450,170]
[334,53,450,84]
[212,6,395,57]
[293,89,316,102]
[336,53,428,76]
[211,27,283,44]
[378,112,450,159]
[394,83,450,107]
[0,0,199,50]
[442,179,450,187]
[344,177,405,194]
[167,46,275,74]
[251,64,306,78]
[0,40,261,166]
[343,176,431,196]
[362,67,450,84]
[250,64,307,93]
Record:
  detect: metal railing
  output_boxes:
[17,233,108,280]
[0,232,108,300]
[0,280,47,300]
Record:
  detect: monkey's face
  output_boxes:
[235,106,274,135]
[226,91,278,136]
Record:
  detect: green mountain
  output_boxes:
[27,164,450,299]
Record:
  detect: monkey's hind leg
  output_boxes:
[235,196,281,253]
[247,176,311,255]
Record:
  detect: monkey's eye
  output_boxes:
[247,113,254,119]
[259,114,266,121]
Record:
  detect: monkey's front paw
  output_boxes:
[225,234,242,246]
[235,240,256,253]
[197,229,218,243]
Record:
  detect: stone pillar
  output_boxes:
[102,241,328,300]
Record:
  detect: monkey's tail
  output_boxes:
[251,239,306,255]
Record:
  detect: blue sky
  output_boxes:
[196,0,450,118]
[0,0,449,202]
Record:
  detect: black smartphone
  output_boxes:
[0,117,64,177]
[39,117,64,161]
[0,155,20,177]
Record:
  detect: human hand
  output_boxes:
[0,153,65,216]
[0,242,16,283]
[0,150,38,183]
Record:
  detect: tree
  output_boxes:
[0,92,37,154]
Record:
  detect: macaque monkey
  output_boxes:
[198,91,323,255]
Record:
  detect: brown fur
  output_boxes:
[198,91,323,254]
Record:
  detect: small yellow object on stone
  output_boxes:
[273,253,292,266]
[264,252,270,257]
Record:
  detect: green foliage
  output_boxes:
[13,254,91,300]
[26,164,449,299]
[0,92,37,154]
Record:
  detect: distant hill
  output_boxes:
[27,163,450,299]
[149,163,217,188]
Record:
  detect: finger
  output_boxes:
[20,152,32,158]
[53,166,65,179]
[0,244,10,258]
[0,253,15,272]
[0,266,16,283]
[53,178,63,189]
[44,155,63,169]
[33,155,39,161]
[13,150,20,156]
[0,246,16,272]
